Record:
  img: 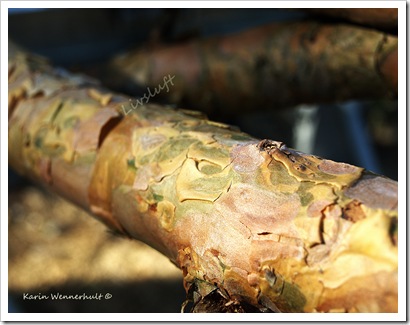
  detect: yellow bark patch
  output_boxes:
[158,200,176,231]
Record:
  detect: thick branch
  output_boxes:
[103,21,397,117]
[8,42,398,312]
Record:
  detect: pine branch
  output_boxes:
[102,20,397,117]
[8,41,398,312]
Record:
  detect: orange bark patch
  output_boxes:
[342,200,366,223]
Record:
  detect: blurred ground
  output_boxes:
[8,183,185,313]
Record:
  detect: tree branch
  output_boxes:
[102,20,397,117]
[302,8,398,31]
[8,41,398,312]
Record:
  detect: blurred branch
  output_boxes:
[101,20,397,117]
[301,8,398,32]
[9,41,398,312]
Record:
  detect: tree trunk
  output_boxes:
[8,42,398,312]
[102,20,397,117]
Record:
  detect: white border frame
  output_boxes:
[1,1,406,322]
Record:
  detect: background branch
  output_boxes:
[102,20,397,117]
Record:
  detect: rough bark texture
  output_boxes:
[8,42,398,312]
[302,8,398,31]
[104,21,397,117]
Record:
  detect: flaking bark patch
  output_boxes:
[345,174,398,210]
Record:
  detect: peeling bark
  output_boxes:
[8,42,398,312]
[103,21,397,117]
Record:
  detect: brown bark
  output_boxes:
[104,21,397,117]
[8,42,398,312]
[302,8,398,31]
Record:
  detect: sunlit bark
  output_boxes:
[8,42,398,313]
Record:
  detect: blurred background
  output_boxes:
[8,8,398,313]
